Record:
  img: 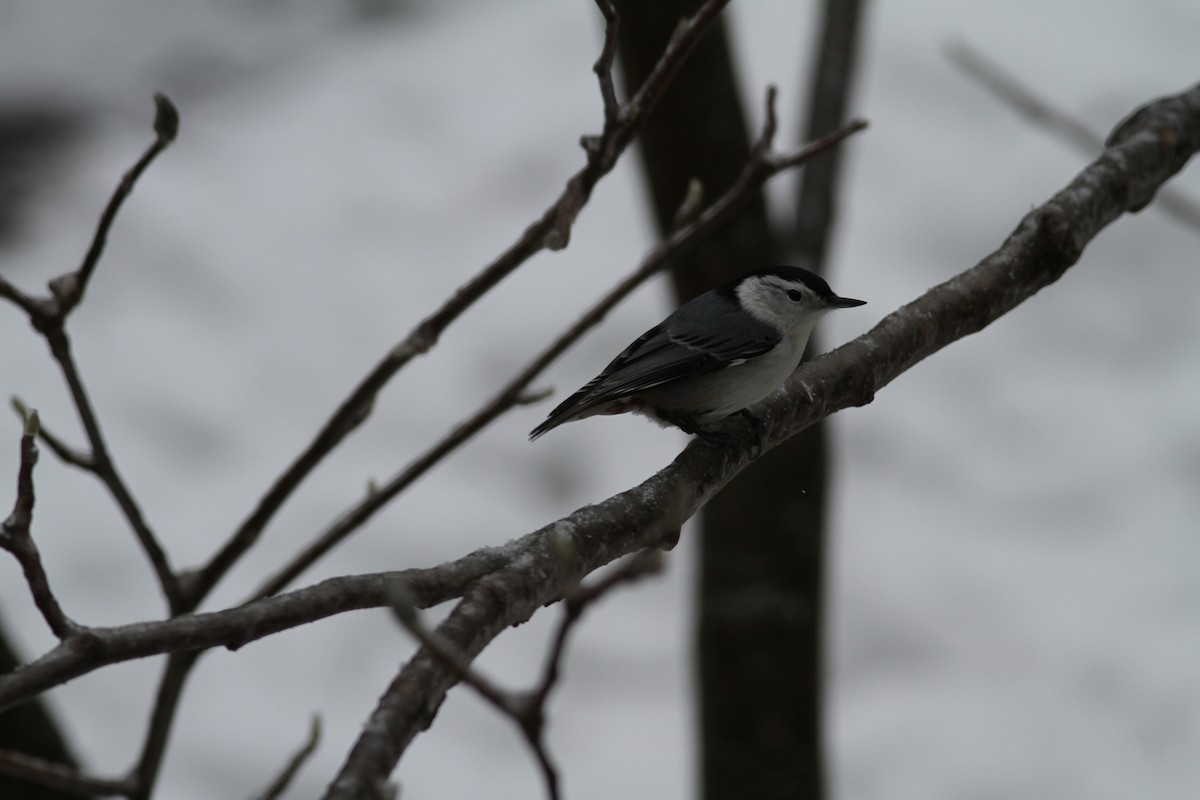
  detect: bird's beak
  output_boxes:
[828,295,867,308]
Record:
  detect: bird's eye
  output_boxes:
[786,289,804,302]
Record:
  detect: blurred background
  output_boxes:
[0,1,1198,798]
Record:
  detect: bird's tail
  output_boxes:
[529,386,602,440]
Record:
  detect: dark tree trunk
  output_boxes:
[612,2,863,798]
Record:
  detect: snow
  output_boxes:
[1,0,1198,798]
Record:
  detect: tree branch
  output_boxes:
[251,96,867,600]
[0,94,177,326]
[0,276,49,319]
[946,41,1200,231]
[42,329,181,613]
[591,0,621,129]
[50,93,178,318]
[0,411,78,640]
[529,549,664,713]
[11,397,94,469]
[0,748,133,798]
[0,94,184,614]
[321,81,1200,796]
[128,651,196,800]
[251,716,322,800]
[0,545,515,713]
[187,0,735,608]
[389,550,663,800]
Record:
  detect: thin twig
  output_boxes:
[0,94,177,325]
[946,40,1200,231]
[0,748,134,797]
[251,715,322,800]
[190,0,735,608]
[591,0,622,129]
[50,93,178,318]
[530,550,663,713]
[11,398,95,468]
[0,411,79,639]
[250,95,867,600]
[43,329,181,612]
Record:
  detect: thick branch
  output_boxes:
[322,82,1200,796]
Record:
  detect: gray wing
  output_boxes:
[531,291,779,437]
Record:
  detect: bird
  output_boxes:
[530,266,865,441]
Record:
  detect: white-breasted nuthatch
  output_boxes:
[530,266,865,440]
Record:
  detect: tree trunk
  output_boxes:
[611,2,861,797]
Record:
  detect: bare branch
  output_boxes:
[591,0,621,128]
[530,549,663,713]
[0,411,79,639]
[0,276,50,318]
[129,650,195,800]
[0,96,184,613]
[766,119,867,173]
[322,82,1200,797]
[42,330,181,613]
[394,596,563,798]
[250,716,322,800]
[0,95,182,799]
[946,41,1200,231]
[391,601,518,719]
[0,548,513,713]
[11,398,94,468]
[324,520,684,800]
[51,93,178,318]
[0,94,177,324]
[190,0,735,608]
[390,549,663,800]
[250,101,867,600]
[0,748,133,797]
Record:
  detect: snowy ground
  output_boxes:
[1,1,1198,798]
